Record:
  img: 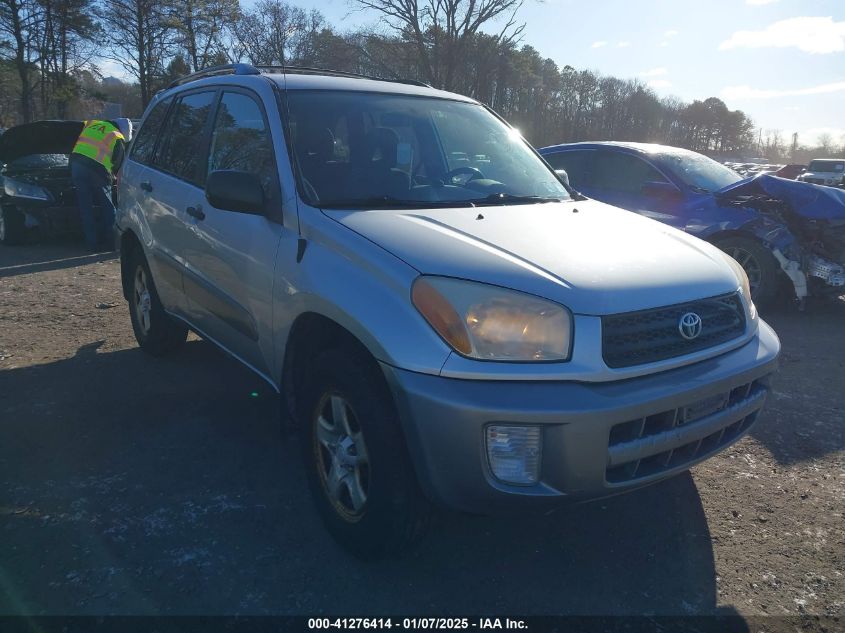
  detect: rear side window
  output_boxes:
[544,150,594,189]
[130,97,172,165]
[155,91,216,185]
[207,91,277,195]
[592,151,667,193]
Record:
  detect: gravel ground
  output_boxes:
[0,242,842,627]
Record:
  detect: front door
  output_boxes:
[178,89,290,377]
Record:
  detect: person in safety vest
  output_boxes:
[70,118,132,251]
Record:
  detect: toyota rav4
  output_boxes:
[116,64,780,558]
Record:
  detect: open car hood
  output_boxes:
[0,120,84,164]
[716,174,845,220]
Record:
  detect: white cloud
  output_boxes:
[617,41,631,48]
[591,40,608,48]
[719,16,845,54]
[648,79,672,89]
[664,29,679,37]
[659,41,670,47]
[721,80,845,100]
[640,67,668,77]
[746,0,779,5]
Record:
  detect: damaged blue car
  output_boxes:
[539,142,845,306]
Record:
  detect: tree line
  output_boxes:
[1,0,841,161]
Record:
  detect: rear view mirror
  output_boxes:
[641,180,681,199]
[206,170,265,215]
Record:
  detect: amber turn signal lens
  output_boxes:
[412,278,472,355]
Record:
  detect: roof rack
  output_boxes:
[167,63,260,88]
[166,62,432,90]
[255,65,433,88]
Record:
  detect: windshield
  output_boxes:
[655,150,742,193]
[285,91,569,208]
[808,160,845,173]
[3,153,68,171]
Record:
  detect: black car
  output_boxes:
[0,120,92,245]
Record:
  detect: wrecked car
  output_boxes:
[0,120,93,245]
[797,158,845,188]
[539,142,845,306]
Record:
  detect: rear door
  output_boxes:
[178,88,287,376]
[120,95,190,313]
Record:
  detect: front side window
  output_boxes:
[155,91,216,185]
[544,150,593,189]
[130,97,172,165]
[207,91,277,195]
[285,91,569,208]
[592,151,668,194]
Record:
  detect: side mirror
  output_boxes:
[641,180,681,200]
[205,170,265,215]
[555,169,570,187]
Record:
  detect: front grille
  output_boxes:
[602,293,746,369]
[606,379,768,484]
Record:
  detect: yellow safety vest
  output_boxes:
[72,120,125,173]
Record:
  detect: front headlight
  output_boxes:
[721,252,757,320]
[412,276,572,361]
[3,177,51,201]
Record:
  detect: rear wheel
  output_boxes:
[127,248,188,356]
[715,235,782,307]
[299,348,430,559]
[0,206,26,245]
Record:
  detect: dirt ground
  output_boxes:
[0,242,843,626]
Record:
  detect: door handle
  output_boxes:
[140,181,153,192]
[186,205,206,221]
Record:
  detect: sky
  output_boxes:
[285,0,845,147]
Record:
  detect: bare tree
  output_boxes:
[0,0,42,121]
[170,0,238,71]
[350,0,525,90]
[817,132,834,156]
[228,0,323,66]
[97,0,174,106]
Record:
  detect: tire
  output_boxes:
[298,347,430,559]
[126,248,188,356]
[0,206,26,245]
[714,235,783,307]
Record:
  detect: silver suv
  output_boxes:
[116,64,780,558]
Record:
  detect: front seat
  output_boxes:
[360,127,411,199]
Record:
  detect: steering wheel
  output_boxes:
[444,166,486,184]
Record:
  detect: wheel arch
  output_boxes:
[280,311,388,425]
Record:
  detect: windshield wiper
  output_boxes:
[467,193,565,206]
[318,195,475,210]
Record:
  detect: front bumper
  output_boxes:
[383,319,780,514]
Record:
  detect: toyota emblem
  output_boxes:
[678,312,703,340]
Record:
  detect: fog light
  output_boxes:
[486,425,542,485]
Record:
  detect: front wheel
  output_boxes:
[0,206,26,245]
[299,348,430,558]
[715,236,782,307]
[126,248,188,356]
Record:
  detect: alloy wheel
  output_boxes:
[133,265,152,335]
[725,246,763,296]
[313,392,370,522]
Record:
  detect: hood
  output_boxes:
[0,120,84,164]
[329,199,740,315]
[716,173,845,220]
